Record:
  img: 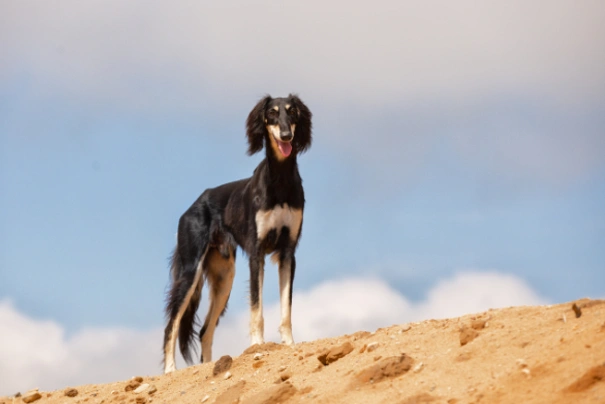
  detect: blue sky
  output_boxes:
[1,0,604,394]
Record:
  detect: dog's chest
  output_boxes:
[255,204,302,242]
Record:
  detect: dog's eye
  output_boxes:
[288,108,297,116]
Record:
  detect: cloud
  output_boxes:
[415,271,548,320]
[1,1,603,108]
[264,271,548,343]
[1,1,603,189]
[0,270,547,395]
[0,299,165,396]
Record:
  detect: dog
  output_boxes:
[163,94,312,373]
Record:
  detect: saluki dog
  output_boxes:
[163,94,312,373]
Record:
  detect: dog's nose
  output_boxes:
[280,132,293,142]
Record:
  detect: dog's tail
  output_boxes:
[164,242,207,367]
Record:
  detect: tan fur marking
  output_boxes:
[271,252,280,265]
[255,204,303,242]
[266,124,287,161]
[200,249,235,363]
[267,124,280,139]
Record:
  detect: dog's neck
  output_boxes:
[265,147,298,181]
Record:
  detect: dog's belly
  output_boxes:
[255,204,302,243]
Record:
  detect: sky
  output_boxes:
[1,0,604,395]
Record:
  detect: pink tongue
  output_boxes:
[277,140,292,157]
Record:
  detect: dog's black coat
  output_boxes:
[163,94,312,371]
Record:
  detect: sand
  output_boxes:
[3,299,604,404]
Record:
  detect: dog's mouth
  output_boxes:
[276,139,292,157]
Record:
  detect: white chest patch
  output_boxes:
[255,204,303,242]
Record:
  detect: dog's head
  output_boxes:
[246,94,312,159]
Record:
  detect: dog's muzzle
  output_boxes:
[280,131,293,142]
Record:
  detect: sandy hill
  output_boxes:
[3,299,604,404]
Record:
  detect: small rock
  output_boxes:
[224,371,232,380]
[366,342,379,352]
[400,324,412,332]
[317,342,355,366]
[147,385,157,395]
[572,303,582,318]
[253,353,263,360]
[22,391,42,403]
[64,388,78,397]
[133,383,150,394]
[201,394,210,402]
[280,371,292,382]
[412,362,424,373]
[359,344,367,353]
[125,381,141,392]
[132,376,144,383]
[354,354,414,385]
[213,355,233,376]
[135,397,146,404]
[278,365,287,372]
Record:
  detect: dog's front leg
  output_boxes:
[249,253,265,345]
[278,253,295,345]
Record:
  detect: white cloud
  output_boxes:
[264,271,548,343]
[415,271,548,320]
[0,270,547,395]
[1,1,603,107]
[0,299,166,396]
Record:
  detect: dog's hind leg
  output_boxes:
[277,253,295,345]
[164,246,207,373]
[249,252,265,345]
[199,248,235,363]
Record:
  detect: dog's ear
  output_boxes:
[290,94,312,154]
[246,95,271,155]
